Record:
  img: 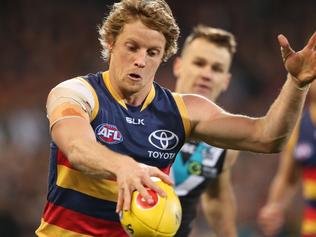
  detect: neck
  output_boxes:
[108,75,151,107]
[124,93,146,106]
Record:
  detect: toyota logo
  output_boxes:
[148,130,179,150]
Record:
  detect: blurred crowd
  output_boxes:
[0,0,315,236]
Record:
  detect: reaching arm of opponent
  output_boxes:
[184,32,316,153]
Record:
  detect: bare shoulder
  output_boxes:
[181,94,224,122]
[181,93,217,108]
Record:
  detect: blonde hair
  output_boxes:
[182,25,237,56]
[99,0,180,62]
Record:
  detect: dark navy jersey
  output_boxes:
[86,71,188,169]
[294,109,316,166]
[37,71,190,237]
[292,108,316,236]
[171,140,226,237]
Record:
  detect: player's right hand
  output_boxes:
[114,157,173,213]
[257,203,285,236]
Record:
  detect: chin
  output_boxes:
[194,89,211,98]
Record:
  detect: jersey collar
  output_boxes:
[102,71,155,111]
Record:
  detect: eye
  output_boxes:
[148,49,160,57]
[213,64,224,73]
[193,60,206,67]
[126,43,137,52]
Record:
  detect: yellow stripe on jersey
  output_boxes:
[285,120,300,153]
[57,165,118,202]
[36,219,92,237]
[310,103,316,125]
[303,180,316,199]
[77,77,99,121]
[172,93,191,139]
[141,85,155,111]
[102,71,127,110]
[302,219,316,235]
[102,71,156,111]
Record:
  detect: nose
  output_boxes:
[201,67,213,81]
[134,51,146,68]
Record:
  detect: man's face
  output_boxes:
[108,20,166,97]
[174,38,232,101]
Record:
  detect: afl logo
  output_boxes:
[95,123,123,144]
[148,130,179,150]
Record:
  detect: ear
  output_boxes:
[222,73,232,91]
[107,41,113,51]
[173,57,182,77]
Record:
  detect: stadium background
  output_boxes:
[0,0,315,236]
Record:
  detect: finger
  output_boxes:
[278,34,294,62]
[123,185,132,211]
[306,31,316,49]
[116,187,124,213]
[151,168,174,185]
[143,177,167,197]
[134,183,154,204]
[277,34,289,48]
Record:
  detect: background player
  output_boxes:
[171,25,238,237]
[258,81,316,237]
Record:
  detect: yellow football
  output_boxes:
[120,177,182,237]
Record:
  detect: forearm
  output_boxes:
[266,172,298,209]
[66,137,131,179]
[52,118,134,179]
[258,75,309,152]
[201,190,237,237]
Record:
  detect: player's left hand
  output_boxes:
[278,32,316,88]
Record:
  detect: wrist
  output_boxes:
[112,155,135,175]
[288,74,311,91]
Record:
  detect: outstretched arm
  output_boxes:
[185,32,316,153]
[201,150,239,237]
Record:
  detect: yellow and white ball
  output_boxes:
[120,177,182,237]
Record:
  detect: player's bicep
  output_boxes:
[181,94,225,136]
[183,94,257,149]
[47,78,97,129]
[47,100,90,130]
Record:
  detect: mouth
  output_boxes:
[192,84,213,96]
[128,73,142,81]
[195,84,211,91]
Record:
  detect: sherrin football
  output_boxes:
[120,177,182,237]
